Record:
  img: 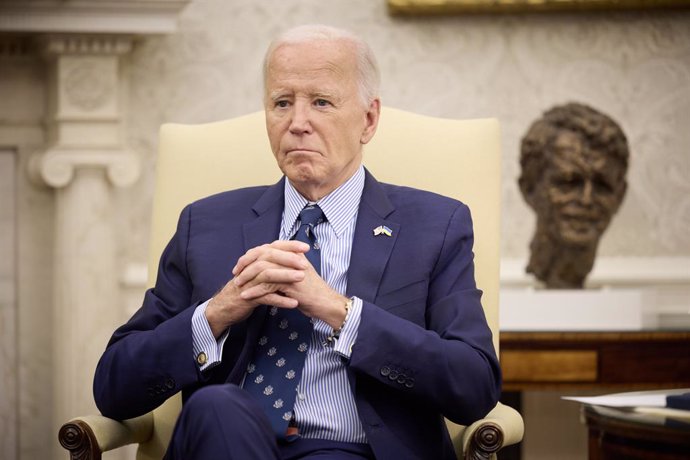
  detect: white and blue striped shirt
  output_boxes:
[191,165,367,442]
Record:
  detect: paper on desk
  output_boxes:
[561,394,668,408]
[634,406,690,421]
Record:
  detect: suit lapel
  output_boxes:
[347,170,399,303]
[243,178,285,250]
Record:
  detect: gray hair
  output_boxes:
[263,24,380,106]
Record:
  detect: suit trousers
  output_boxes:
[165,384,375,460]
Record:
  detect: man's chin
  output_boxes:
[284,165,317,183]
[555,227,602,247]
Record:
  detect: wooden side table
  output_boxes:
[500,331,690,390]
[497,331,690,460]
[583,398,690,460]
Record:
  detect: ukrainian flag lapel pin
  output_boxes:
[373,225,393,237]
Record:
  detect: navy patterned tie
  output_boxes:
[244,204,325,439]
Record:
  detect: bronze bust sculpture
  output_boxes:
[519,103,629,288]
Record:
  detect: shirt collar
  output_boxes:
[282,165,365,239]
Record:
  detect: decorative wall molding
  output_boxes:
[0,0,192,34]
[29,148,140,188]
[0,36,32,58]
[387,0,690,15]
[63,58,118,114]
[38,34,133,57]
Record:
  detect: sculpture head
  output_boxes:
[519,103,629,287]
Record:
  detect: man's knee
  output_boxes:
[184,384,250,415]
[172,384,278,459]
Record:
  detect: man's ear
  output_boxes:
[360,98,381,145]
[519,176,537,208]
[612,180,628,213]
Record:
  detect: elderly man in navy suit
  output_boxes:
[94,24,501,460]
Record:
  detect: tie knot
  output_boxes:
[298,204,325,228]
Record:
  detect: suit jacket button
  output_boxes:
[380,366,390,377]
[388,370,399,380]
[197,352,207,365]
[397,375,407,384]
[405,378,415,388]
[165,378,175,389]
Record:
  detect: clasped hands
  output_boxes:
[205,240,347,339]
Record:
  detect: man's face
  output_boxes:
[264,40,379,201]
[539,130,626,246]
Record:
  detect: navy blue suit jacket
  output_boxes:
[94,170,501,460]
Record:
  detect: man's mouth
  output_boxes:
[559,205,601,222]
[285,148,321,157]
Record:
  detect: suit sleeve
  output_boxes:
[348,204,501,425]
[93,205,207,420]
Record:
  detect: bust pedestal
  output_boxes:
[500,288,655,331]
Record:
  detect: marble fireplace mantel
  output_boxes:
[0,0,191,34]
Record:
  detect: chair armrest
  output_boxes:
[58,412,154,460]
[460,402,524,459]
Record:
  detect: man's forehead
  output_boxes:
[269,39,355,67]
[551,148,619,178]
[265,41,357,94]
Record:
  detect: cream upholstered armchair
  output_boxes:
[59,107,523,459]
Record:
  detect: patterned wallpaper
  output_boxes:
[118,0,690,266]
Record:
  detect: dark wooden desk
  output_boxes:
[498,331,690,460]
[500,331,690,391]
[583,402,690,460]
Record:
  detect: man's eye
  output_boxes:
[315,99,330,107]
[275,100,289,108]
[593,178,614,193]
[555,176,582,189]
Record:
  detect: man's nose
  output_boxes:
[288,102,312,135]
[580,179,593,205]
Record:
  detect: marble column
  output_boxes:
[29,35,139,459]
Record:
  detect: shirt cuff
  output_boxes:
[332,296,362,359]
[192,299,229,371]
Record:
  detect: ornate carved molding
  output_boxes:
[0,0,191,35]
[0,35,32,58]
[465,422,503,460]
[62,58,117,113]
[29,148,140,188]
[38,34,133,57]
[58,420,102,460]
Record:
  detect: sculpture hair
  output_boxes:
[519,102,629,202]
